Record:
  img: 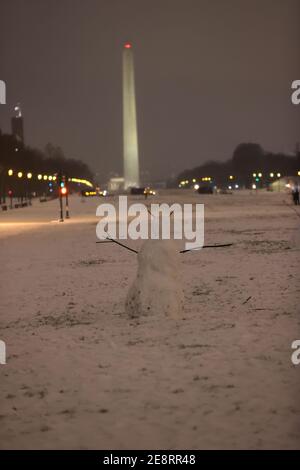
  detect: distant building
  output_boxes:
[11,103,24,143]
[108,177,125,192]
[270,176,300,192]
[0,80,6,104]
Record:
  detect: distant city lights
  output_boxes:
[5,168,93,188]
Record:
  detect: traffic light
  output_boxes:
[60,186,67,196]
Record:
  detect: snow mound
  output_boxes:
[125,239,184,319]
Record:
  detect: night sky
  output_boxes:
[0,0,299,182]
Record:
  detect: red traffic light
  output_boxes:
[60,187,67,195]
[8,190,13,196]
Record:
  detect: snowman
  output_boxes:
[125,239,184,319]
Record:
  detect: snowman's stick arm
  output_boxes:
[180,243,233,253]
[96,238,232,254]
[96,236,138,254]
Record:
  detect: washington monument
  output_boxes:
[123,42,140,189]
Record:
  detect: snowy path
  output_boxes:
[0,191,299,449]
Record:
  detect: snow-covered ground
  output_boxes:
[0,190,299,449]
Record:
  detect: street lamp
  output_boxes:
[8,169,13,176]
[27,172,32,179]
[17,172,23,178]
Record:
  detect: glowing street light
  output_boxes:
[43,175,48,180]
[270,173,274,178]
[252,184,257,189]
[229,175,234,180]
[277,173,281,178]
[17,171,23,178]
[8,169,13,176]
[27,172,32,179]
[38,174,42,180]
[258,173,262,178]
[48,175,53,181]
[253,173,257,177]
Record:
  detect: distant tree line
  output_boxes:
[0,130,94,202]
[0,130,93,181]
[174,143,300,188]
